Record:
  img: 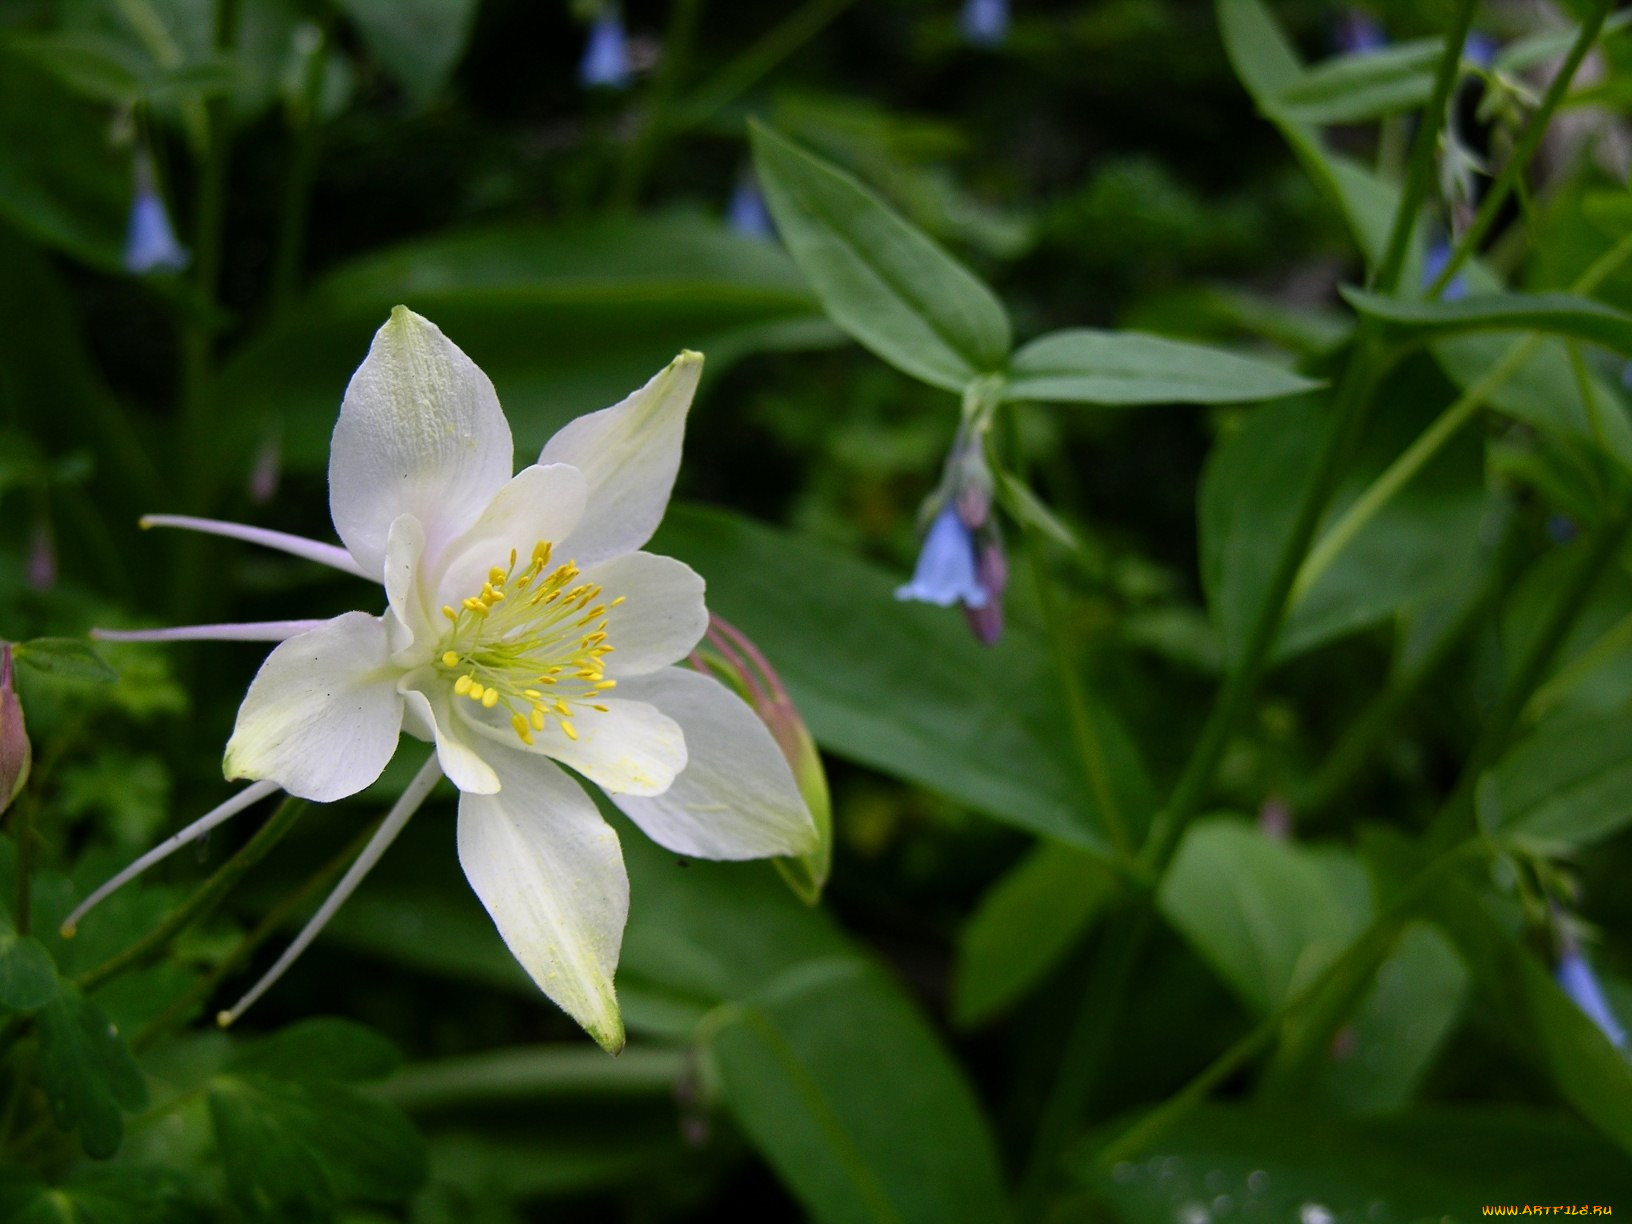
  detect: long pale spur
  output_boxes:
[71,306,819,1052]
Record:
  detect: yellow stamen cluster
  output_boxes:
[435,540,624,745]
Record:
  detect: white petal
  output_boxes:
[541,351,702,567]
[383,514,433,654]
[224,613,403,802]
[330,307,514,577]
[400,676,501,795]
[431,463,587,606]
[612,667,817,860]
[462,696,686,797]
[457,750,628,1052]
[581,551,707,677]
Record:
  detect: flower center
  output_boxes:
[435,540,621,746]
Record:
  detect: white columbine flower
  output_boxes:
[72,306,819,1052]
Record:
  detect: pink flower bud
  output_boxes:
[0,645,32,818]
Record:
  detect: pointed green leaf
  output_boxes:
[1477,711,1632,852]
[332,0,478,105]
[1277,39,1440,123]
[229,1017,403,1084]
[1004,328,1319,406]
[1344,287,1632,356]
[14,638,117,684]
[0,933,58,1013]
[750,121,1011,391]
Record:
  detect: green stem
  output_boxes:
[1141,337,1388,871]
[1017,905,1149,1211]
[1027,534,1131,855]
[75,796,305,994]
[671,0,864,133]
[1370,0,1481,294]
[1429,0,1613,297]
[374,1046,683,1109]
[12,795,30,938]
[1429,505,1632,849]
[1293,228,1632,605]
[609,0,706,212]
[133,805,368,1052]
[269,18,330,316]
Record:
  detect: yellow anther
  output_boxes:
[463,596,486,613]
[441,651,460,668]
[524,689,541,699]
[576,606,605,626]
[533,541,552,567]
[442,605,458,621]
[489,567,507,586]
[454,675,473,696]
[511,712,532,743]
[531,707,546,731]
[561,719,578,740]
[467,681,485,700]
[555,699,571,716]
[609,595,627,607]
[481,688,499,709]
[594,680,617,690]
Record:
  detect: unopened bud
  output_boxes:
[26,519,56,592]
[962,535,1008,646]
[0,645,32,818]
[690,617,831,903]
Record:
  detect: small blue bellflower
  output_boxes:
[580,10,632,90]
[961,0,1009,49]
[124,154,189,275]
[1557,947,1628,1048]
[897,505,989,608]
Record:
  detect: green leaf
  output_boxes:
[208,1073,426,1223]
[749,121,1011,391]
[1157,818,1369,1014]
[1276,39,1440,123]
[218,216,838,468]
[0,47,126,267]
[655,505,1151,853]
[1344,287,1632,356]
[709,959,1006,1224]
[1477,711,1632,851]
[14,638,117,684]
[332,0,478,105]
[229,1017,403,1083]
[0,932,58,1012]
[1,32,148,104]
[37,985,148,1159]
[0,1164,207,1224]
[953,842,1119,1027]
[1308,922,1467,1113]
[1199,373,1489,665]
[1078,1105,1632,1220]
[1433,887,1632,1159]
[1003,328,1319,405]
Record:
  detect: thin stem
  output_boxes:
[671,0,864,133]
[75,795,305,994]
[1293,228,1632,607]
[608,0,705,212]
[1429,0,1613,298]
[1370,0,1481,294]
[1028,534,1131,854]
[270,18,331,315]
[133,807,382,1052]
[374,1046,683,1109]
[13,795,30,939]
[1142,338,1388,871]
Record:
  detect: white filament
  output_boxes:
[140,514,370,579]
[93,620,328,643]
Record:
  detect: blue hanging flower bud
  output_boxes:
[1423,236,1469,302]
[1462,30,1499,71]
[898,504,987,608]
[728,172,775,240]
[123,152,189,275]
[961,0,1009,48]
[1557,944,1628,1048]
[580,10,632,89]
[1333,10,1386,56]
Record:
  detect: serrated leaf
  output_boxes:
[37,985,147,1159]
[1345,287,1632,356]
[228,1017,403,1083]
[14,638,117,684]
[1004,328,1319,406]
[208,1073,426,1223]
[0,933,58,1012]
[750,121,1011,391]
